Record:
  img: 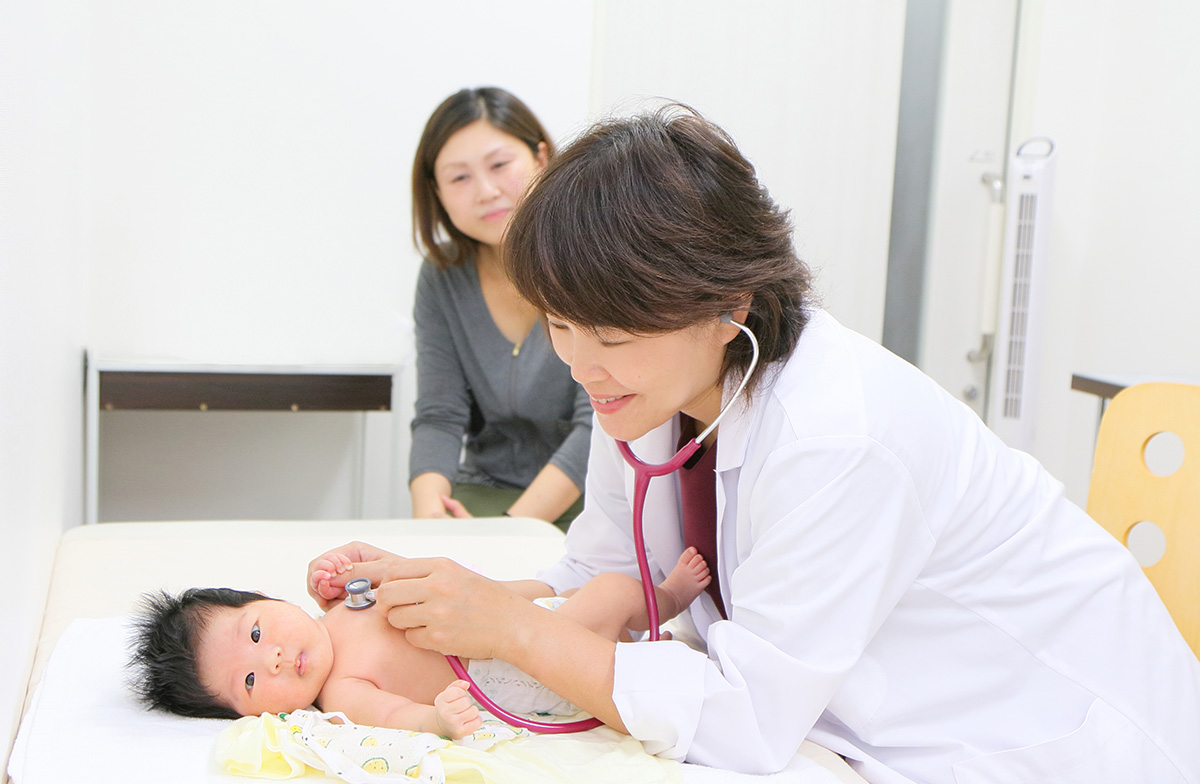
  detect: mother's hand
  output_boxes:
[374,556,534,661]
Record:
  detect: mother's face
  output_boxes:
[433,119,547,250]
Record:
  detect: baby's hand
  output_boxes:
[434,680,482,739]
[309,551,356,604]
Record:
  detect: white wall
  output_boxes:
[89,1,594,521]
[91,0,907,524]
[593,0,906,341]
[87,1,593,365]
[1017,1,1200,502]
[0,0,90,766]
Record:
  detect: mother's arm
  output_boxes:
[409,263,473,518]
[506,368,592,522]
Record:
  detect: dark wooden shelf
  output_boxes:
[99,371,392,411]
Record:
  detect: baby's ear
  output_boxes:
[254,590,268,597]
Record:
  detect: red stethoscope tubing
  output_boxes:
[444,654,603,733]
[616,438,703,642]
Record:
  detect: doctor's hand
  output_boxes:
[306,541,403,610]
[374,556,534,661]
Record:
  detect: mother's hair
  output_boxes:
[504,103,812,397]
[412,86,556,270]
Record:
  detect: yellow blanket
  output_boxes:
[215,710,681,784]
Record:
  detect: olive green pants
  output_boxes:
[450,483,584,534]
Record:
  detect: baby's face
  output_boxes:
[196,599,334,717]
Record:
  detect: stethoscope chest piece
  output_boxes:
[343,577,376,610]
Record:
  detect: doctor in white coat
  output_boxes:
[317,105,1200,783]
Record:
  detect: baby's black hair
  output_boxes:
[127,587,273,719]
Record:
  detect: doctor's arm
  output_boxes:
[618,437,934,772]
[373,556,629,732]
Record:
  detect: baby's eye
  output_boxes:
[250,623,260,643]
[245,672,255,692]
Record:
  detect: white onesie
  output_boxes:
[466,597,580,717]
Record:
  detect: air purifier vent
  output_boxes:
[1001,192,1039,419]
[986,138,1056,451]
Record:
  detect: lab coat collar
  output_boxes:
[711,371,758,473]
[713,307,831,472]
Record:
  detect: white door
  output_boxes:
[918,0,1020,417]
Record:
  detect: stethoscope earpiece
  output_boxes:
[343,577,376,610]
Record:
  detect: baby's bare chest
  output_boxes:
[321,604,458,705]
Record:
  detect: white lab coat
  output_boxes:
[537,310,1200,784]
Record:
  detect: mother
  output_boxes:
[408,87,589,528]
[317,105,1200,783]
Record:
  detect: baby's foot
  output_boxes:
[657,547,712,619]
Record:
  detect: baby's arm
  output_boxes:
[321,676,482,739]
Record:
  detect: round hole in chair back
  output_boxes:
[1143,431,1185,477]
[1127,520,1167,568]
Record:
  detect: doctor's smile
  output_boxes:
[588,393,632,414]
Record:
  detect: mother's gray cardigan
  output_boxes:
[409,259,592,492]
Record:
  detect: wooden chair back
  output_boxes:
[1086,382,1200,655]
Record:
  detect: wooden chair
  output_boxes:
[1086,382,1200,656]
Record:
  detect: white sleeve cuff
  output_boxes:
[612,639,707,760]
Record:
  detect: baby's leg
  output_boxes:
[555,547,711,641]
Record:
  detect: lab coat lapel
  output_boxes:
[712,375,760,620]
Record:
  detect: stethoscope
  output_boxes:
[346,313,760,734]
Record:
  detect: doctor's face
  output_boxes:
[196,599,334,717]
[433,119,548,250]
[547,316,735,442]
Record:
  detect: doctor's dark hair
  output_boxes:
[504,104,812,397]
[128,587,274,720]
[413,86,557,270]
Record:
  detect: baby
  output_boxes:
[129,547,710,739]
